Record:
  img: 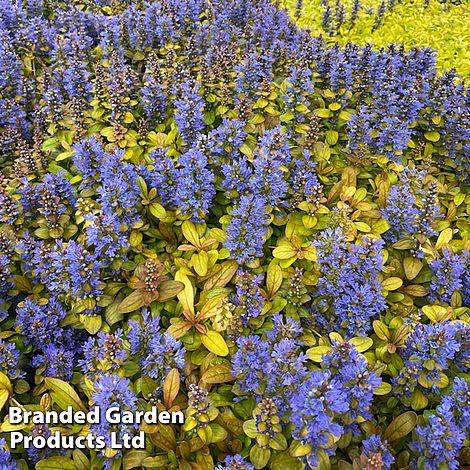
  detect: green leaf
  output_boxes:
[157,280,185,302]
[250,446,271,469]
[243,420,258,438]
[200,330,229,357]
[314,108,332,118]
[373,320,390,341]
[200,365,234,384]
[410,388,429,411]
[163,368,180,409]
[167,321,192,339]
[403,257,423,280]
[382,277,403,291]
[0,389,9,411]
[36,457,77,470]
[182,221,201,248]
[192,251,209,277]
[384,411,417,442]
[81,314,102,335]
[271,452,304,470]
[273,245,297,260]
[105,299,124,326]
[250,114,265,124]
[142,456,170,468]
[123,450,149,470]
[435,227,453,250]
[349,337,373,352]
[325,130,339,145]
[289,440,312,457]
[208,423,228,443]
[149,202,166,219]
[72,449,90,470]
[424,131,440,142]
[203,260,237,290]
[118,290,145,314]
[266,262,282,298]
[373,382,392,395]
[175,271,195,315]
[0,371,13,395]
[421,305,451,323]
[44,378,87,412]
[270,433,288,451]
[307,346,330,362]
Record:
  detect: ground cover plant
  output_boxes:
[285,0,470,75]
[0,0,470,469]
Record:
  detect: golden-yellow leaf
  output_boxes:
[200,330,229,357]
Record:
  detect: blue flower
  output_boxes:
[15,297,67,348]
[128,311,185,384]
[313,229,385,337]
[96,148,140,228]
[225,195,269,265]
[412,401,465,470]
[0,254,13,299]
[0,190,19,225]
[142,52,167,126]
[393,321,470,396]
[148,148,177,207]
[209,119,247,158]
[429,250,468,303]
[249,127,290,208]
[235,50,274,96]
[266,313,304,342]
[31,343,76,381]
[175,148,215,222]
[215,454,254,470]
[220,155,253,196]
[231,335,272,394]
[0,438,18,469]
[187,384,210,428]
[0,339,23,380]
[90,374,138,450]
[72,137,104,185]
[173,79,205,144]
[322,341,381,423]
[231,268,265,325]
[361,434,394,470]
[290,370,349,466]
[231,317,307,413]
[80,329,127,378]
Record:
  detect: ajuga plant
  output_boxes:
[0,0,469,469]
[285,0,470,75]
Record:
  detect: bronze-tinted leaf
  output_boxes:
[118,290,145,313]
[157,280,184,301]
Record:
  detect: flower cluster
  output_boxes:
[393,321,470,397]
[0,338,22,380]
[90,374,138,458]
[231,314,308,412]
[381,168,441,243]
[0,438,17,469]
[215,454,254,470]
[290,342,381,466]
[128,311,185,383]
[412,378,470,469]
[429,250,469,303]
[313,229,386,337]
[0,0,469,468]
[360,435,395,470]
[16,297,82,381]
[230,268,265,327]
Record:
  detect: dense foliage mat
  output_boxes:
[0,0,470,469]
[285,0,470,75]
